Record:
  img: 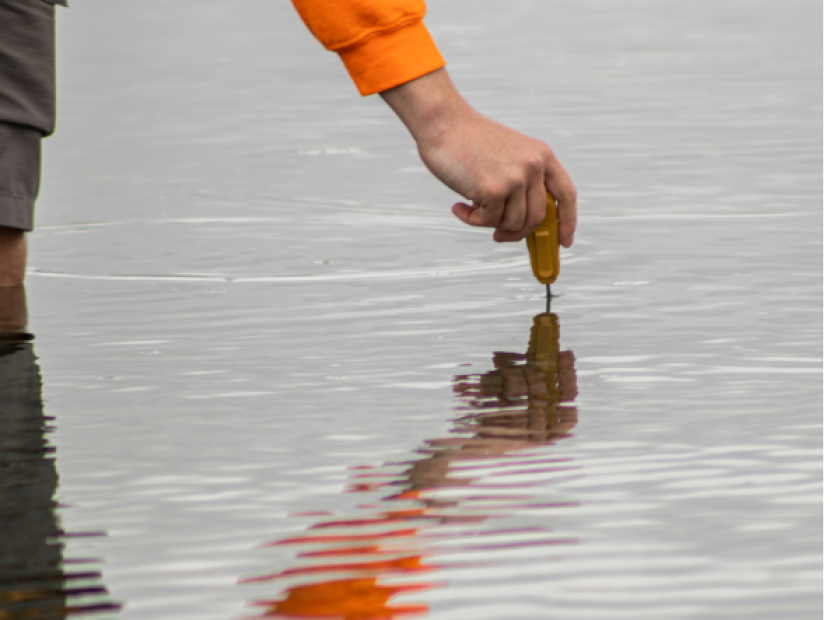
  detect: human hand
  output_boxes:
[380,69,576,245]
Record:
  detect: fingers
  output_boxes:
[493,180,547,242]
[544,154,577,248]
[477,194,506,229]
[498,184,528,234]
[445,129,575,245]
[524,178,549,233]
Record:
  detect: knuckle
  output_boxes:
[482,183,508,202]
[535,141,554,161]
[508,173,527,191]
[535,139,552,155]
[523,153,544,175]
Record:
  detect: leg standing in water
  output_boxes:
[0,224,28,287]
[0,0,63,287]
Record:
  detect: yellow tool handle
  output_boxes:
[526,190,560,285]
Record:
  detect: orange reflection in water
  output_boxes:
[243,313,577,619]
[259,577,431,620]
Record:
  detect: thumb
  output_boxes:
[451,202,494,227]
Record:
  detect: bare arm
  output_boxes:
[380,68,577,246]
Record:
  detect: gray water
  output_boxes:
[8,0,823,618]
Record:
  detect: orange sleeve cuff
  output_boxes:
[337,21,446,96]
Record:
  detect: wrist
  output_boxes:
[380,68,474,144]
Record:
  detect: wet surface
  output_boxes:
[240,313,578,619]
[4,0,822,618]
[1,288,120,619]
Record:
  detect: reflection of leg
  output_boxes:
[1,286,120,618]
[0,287,66,618]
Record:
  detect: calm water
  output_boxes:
[2,0,821,618]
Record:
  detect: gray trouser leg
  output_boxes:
[0,123,41,232]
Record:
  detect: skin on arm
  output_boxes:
[380,68,577,246]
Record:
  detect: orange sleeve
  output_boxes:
[290,0,446,96]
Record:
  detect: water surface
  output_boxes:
[6,0,823,618]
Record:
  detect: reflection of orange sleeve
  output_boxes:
[291,0,446,96]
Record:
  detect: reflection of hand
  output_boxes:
[381,68,577,245]
[456,350,577,407]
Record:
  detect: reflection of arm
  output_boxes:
[290,0,445,95]
[405,338,578,492]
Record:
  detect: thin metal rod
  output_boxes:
[545,284,552,313]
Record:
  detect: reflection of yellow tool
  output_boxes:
[526,191,560,299]
[527,312,562,429]
[526,312,578,434]
[527,313,560,381]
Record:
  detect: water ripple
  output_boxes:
[239,313,578,618]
